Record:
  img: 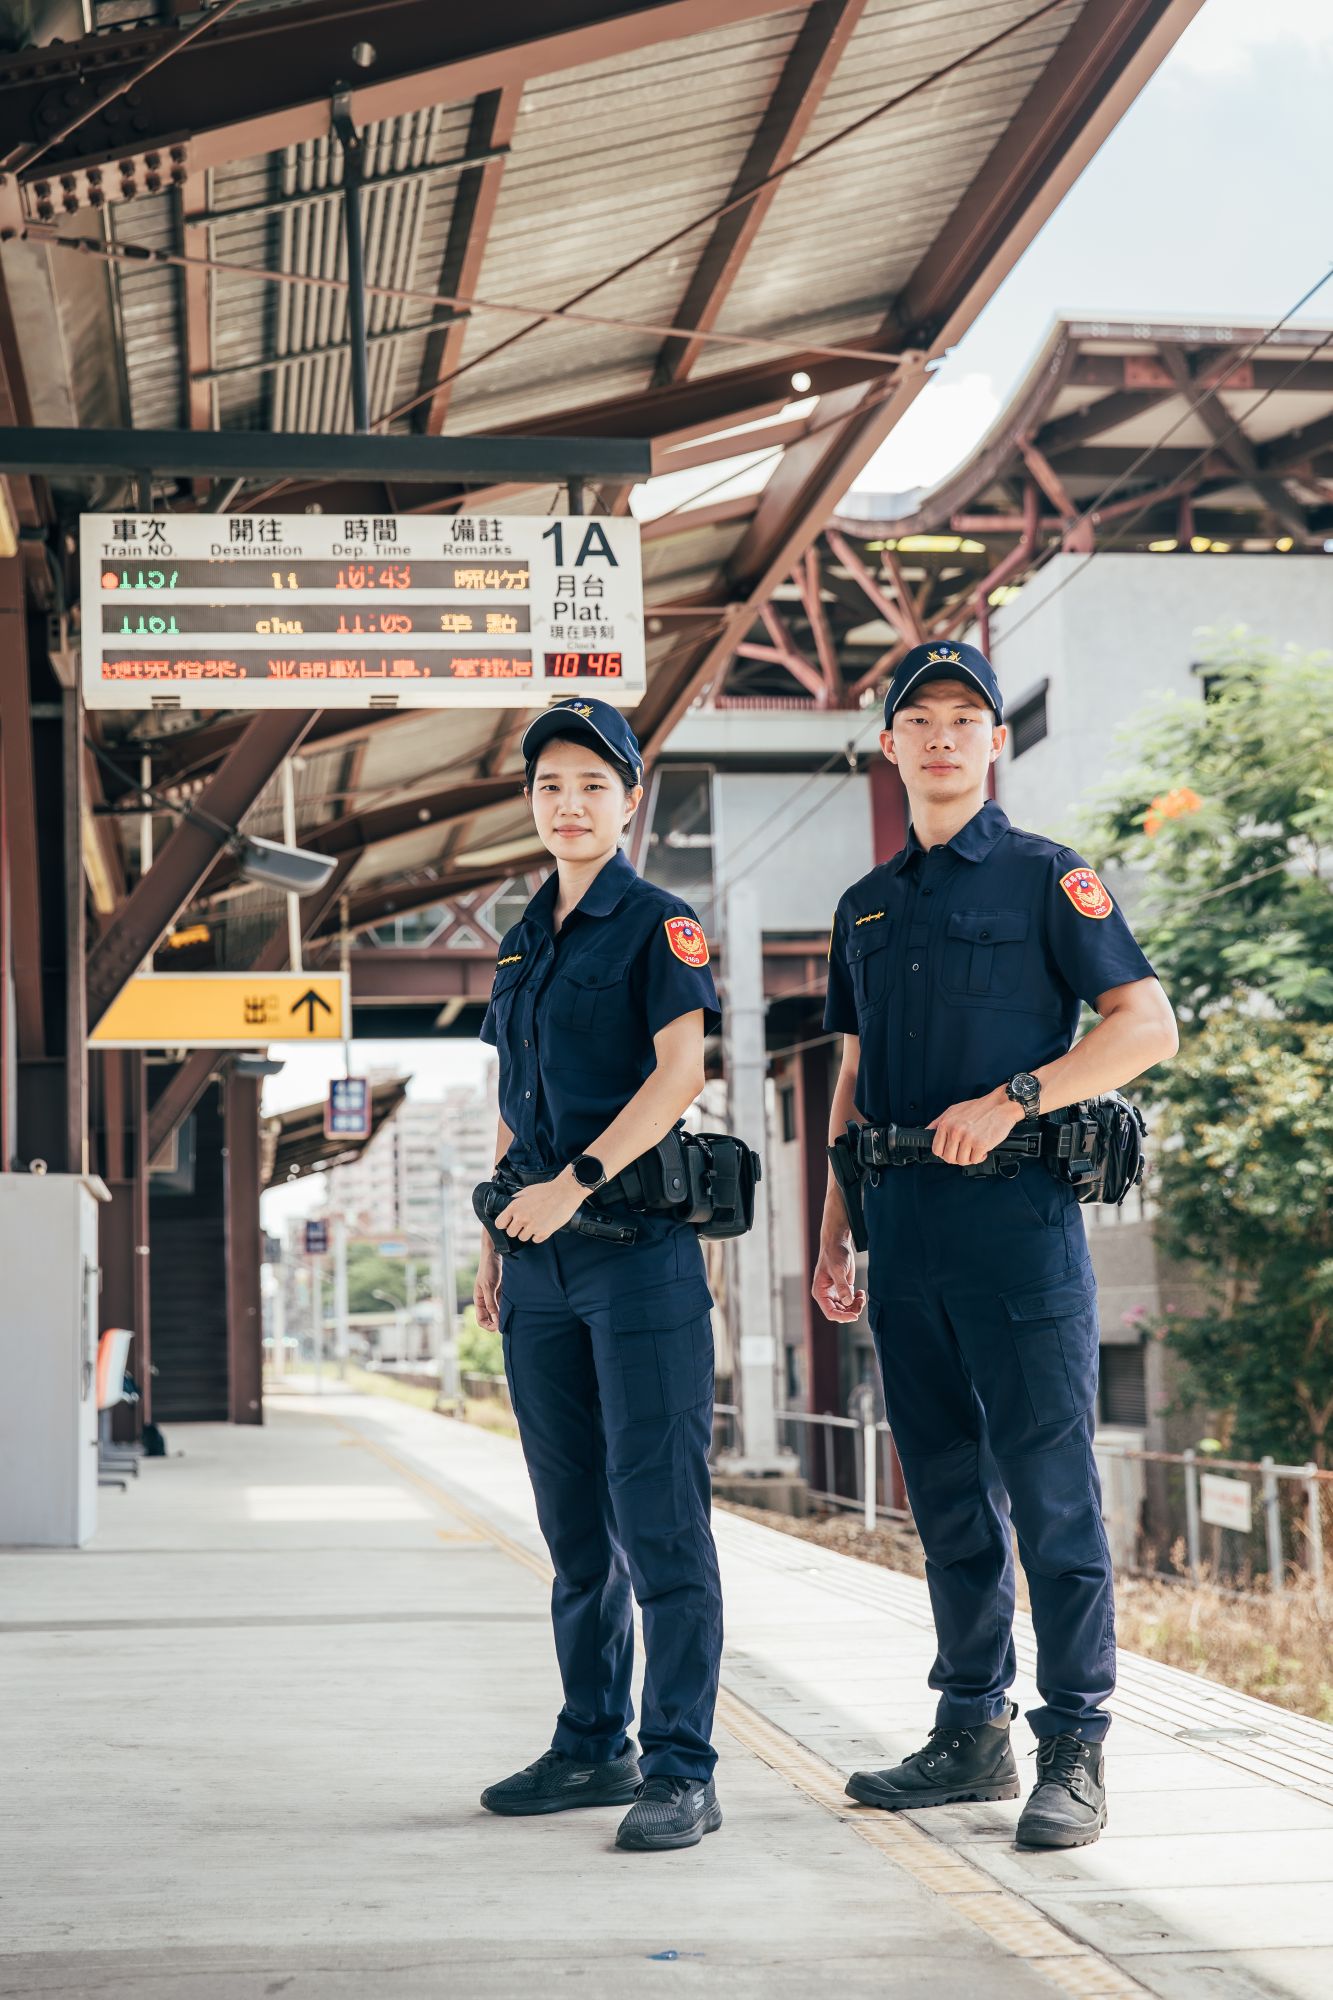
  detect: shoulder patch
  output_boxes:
[1059,866,1113,920]
[664,914,709,967]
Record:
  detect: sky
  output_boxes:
[263,0,1333,1218]
[853,0,1333,495]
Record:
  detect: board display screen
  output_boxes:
[80,513,645,710]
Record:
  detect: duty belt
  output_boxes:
[852,1116,1098,1176]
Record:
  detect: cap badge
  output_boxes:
[560,700,594,719]
[1059,867,1113,921]
[925,646,964,666]
[664,915,710,967]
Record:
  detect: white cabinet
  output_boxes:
[0,1174,110,1547]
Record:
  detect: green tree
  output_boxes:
[1082,637,1333,1464]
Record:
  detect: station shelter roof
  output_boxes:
[0,1,1206,982]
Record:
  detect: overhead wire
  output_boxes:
[377,0,1074,429]
[990,265,1333,648]
[666,263,1333,926]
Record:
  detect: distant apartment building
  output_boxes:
[324,1060,498,1266]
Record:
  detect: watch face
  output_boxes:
[573,1155,604,1189]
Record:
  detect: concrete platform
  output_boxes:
[3,1390,1331,1999]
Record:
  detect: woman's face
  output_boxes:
[528,736,642,862]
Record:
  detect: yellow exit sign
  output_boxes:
[90,972,348,1049]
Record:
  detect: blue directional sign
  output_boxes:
[303,1219,329,1256]
[325,1075,371,1141]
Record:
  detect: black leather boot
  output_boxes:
[846,1703,1020,1810]
[1015,1735,1107,1848]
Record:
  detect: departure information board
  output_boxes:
[79,511,646,710]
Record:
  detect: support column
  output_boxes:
[719,880,792,1478]
[794,1041,839,1416]
[868,754,908,862]
[223,1070,264,1425]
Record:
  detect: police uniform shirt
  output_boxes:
[481,848,720,1171]
[824,801,1154,1126]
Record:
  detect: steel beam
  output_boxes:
[825,529,920,646]
[87,708,318,1029]
[1037,385,1174,458]
[652,0,867,385]
[0,0,787,196]
[313,850,550,939]
[415,87,521,435]
[179,174,213,435]
[898,1,1208,352]
[0,558,42,1058]
[0,427,652,485]
[202,770,526,899]
[146,852,358,1168]
[224,1067,264,1425]
[1161,347,1314,542]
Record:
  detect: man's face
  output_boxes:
[881,679,1004,804]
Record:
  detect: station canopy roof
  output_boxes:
[0,0,1205,970]
[835,313,1333,560]
[261,1074,409,1189]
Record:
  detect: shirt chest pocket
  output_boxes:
[488,957,528,1030]
[942,909,1029,1000]
[849,922,892,1012]
[548,956,632,1035]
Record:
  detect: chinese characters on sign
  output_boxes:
[325,1077,372,1142]
[80,513,645,710]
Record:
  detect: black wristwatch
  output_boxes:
[1005,1072,1041,1119]
[569,1154,608,1193]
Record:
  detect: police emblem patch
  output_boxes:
[1060,867,1113,920]
[664,915,709,967]
[560,700,594,719]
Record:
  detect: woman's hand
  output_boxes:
[475,1239,503,1331]
[495,1168,585,1246]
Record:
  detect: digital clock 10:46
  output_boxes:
[543,651,623,678]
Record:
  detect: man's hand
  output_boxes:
[813,1233,867,1324]
[475,1240,502,1332]
[928,1086,1025,1167]
[494,1167,585,1246]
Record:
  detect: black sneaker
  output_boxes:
[480,1746,641,1817]
[845,1703,1020,1811]
[1015,1736,1107,1849]
[614,1775,722,1851]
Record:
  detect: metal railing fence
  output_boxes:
[710,1402,1333,1597]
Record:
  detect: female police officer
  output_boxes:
[473,694,724,1853]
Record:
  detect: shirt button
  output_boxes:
[523,1039,530,1048]
[922,888,933,898]
[908,1102,919,1112]
[911,962,920,972]
[524,1091,531,1099]
[908,1030,917,1039]
[979,929,990,940]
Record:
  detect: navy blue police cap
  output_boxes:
[521,696,644,787]
[884,640,1003,726]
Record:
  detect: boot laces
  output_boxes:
[907,1723,976,1771]
[1034,1736,1090,1791]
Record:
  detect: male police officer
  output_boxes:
[813,640,1176,1849]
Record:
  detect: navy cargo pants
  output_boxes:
[498,1215,722,1782]
[865,1159,1115,1742]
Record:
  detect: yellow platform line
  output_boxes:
[332,1412,1148,2000]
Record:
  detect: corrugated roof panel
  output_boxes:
[444,10,810,433]
[699,0,1084,368]
[111,191,187,432]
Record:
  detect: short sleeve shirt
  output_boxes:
[824,801,1155,1125]
[480,848,720,1171]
